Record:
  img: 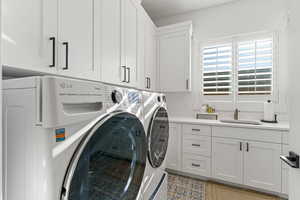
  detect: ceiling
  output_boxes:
[142,0,239,20]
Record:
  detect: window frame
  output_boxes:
[200,31,279,111]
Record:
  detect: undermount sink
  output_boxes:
[220,119,262,125]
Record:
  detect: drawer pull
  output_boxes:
[192,163,200,167]
[192,144,201,147]
[192,129,201,132]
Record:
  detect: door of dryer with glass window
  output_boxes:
[148,107,169,168]
[61,112,147,200]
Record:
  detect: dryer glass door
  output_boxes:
[148,107,169,168]
[62,112,147,200]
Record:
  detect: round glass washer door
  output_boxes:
[61,112,147,200]
[148,107,169,168]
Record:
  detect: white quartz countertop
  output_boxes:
[169,117,290,131]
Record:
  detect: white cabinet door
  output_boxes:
[121,0,138,87]
[2,0,57,73]
[58,0,96,80]
[244,141,281,192]
[137,7,146,90]
[212,137,243,184]
[137,8,157,91]
[157,22,192,92]
[94,0,122,85]
[166,123,182,171]
[145,20,157,91]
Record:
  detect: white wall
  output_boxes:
[155,0,289,120]
[287,0,300,199]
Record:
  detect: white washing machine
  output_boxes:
[141,92,169,200]
[3,76,148,200]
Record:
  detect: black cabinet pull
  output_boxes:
[145,77,148,89]
[49,37,56,67]
[186,79,189,90]
[192,128,200,132]
[126,67,130,83]
[62,42,69,70]
[240,142,242,151]
[121,66,126,82]
[146,77,150,89]
[192,144,201,147]
[246,142,249,152]
[192,163,200,167]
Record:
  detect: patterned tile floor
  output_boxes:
[167,174,205,200]
[167,173,283,200]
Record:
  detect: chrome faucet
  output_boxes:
[234,109,239,120]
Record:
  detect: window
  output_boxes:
[201,33,275,99]
[202,44,233,95]
[237,39,273,95]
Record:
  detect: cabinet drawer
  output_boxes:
[182,124,211,137]
[182,153,211,177]
[183,136,211,156]
[212,126,282,143]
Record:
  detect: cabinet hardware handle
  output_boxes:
[121,66,126,82]
[192,144,201,147]
[145,77,148,89]
[149,77,151,89]
[62,42,69,70]
[146,77,150,89]
[49,37,56,67]
[126,67,130,83]
[192,163,200,167]
[186,79,189,90]
[246,142,249,152]
[240,142,242,151]
[192,129,200,132]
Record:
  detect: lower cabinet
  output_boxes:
[166,122,288,195]
[212,137,282,192]
[166,123,182,171]
[212,138,243,184]
[243,141,281,192]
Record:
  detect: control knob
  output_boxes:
[111,90,123,104]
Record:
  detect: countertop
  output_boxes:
[169,117,290,131]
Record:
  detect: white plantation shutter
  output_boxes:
[237,38,273,95]
[202,44,233,95]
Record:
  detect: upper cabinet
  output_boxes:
[94,0,139,87]
[94,0,122,85]
[144,17,157,91]
[3,0,97,80]
[57,0,97,80]
[2,0,58,73]
[137,7,157,91]
[157,21,193,92]
[121,0,138,87]
[3,0,155,90]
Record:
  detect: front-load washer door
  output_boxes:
[61,112,147,200]
[148,107,169,168]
